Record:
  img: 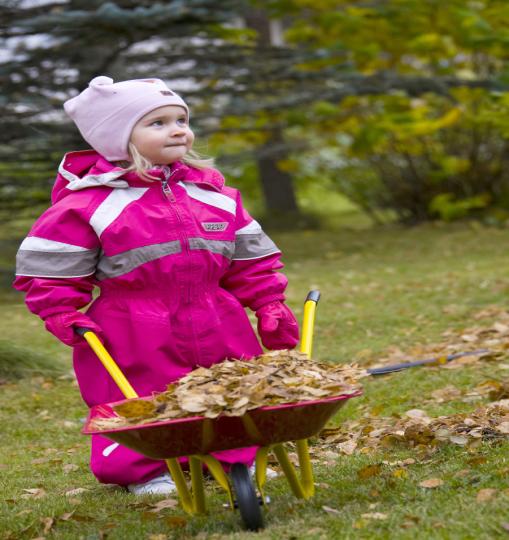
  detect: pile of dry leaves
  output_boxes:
[91,350,365,430]
[317,398,509,456]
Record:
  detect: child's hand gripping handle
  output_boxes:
[75,327,138,399]
[300,290,320,358]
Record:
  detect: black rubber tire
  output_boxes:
[230,463,264,531]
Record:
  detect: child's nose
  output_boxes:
[171,123,186,135]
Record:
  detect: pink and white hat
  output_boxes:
[64,76,189,161]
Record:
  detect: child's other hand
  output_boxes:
[44,311,104,346]
[255,301,299,350]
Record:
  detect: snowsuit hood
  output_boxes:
[52,149,225,204]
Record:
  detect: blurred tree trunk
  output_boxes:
[244,8,299,214]
[258,129,299,212]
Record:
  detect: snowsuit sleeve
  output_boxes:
[13,201,101,319]
[220,191,288,311]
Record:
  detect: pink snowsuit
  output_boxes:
[14,150,289,485]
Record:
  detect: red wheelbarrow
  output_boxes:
[81,291,362,530]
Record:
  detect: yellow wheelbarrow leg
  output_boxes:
[197,455,235,510]
[189,456,207,514]
[165,458,195,514]
[272,443,314,499]
[251,446,270,505]
[271,290,320,500]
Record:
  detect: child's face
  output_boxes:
[130,105,194,165]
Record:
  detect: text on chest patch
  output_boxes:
[201,222,228,232]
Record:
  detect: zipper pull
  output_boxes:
[161,179,176,201]
[160,166,176,201]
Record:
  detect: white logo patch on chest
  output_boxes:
[201,222,228,232]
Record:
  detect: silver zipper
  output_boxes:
[160,166,176,201]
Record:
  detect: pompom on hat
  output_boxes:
[64,76,189,161]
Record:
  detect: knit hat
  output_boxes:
[63,76,189,161]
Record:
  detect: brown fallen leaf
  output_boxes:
[164,516,187,528]
[357,464,382,479]
[21,488,46,499]
[476,488,497,502]
[113,398,157,419]
[419,478,444,488]
[64,488,90,497]
[322,505,342,515]
[149,498,178,513]
[62,464,79,473]
[337,440,357,455]
[31,457,50,465]
[67,513,95,522]
[361,512,388,520]
[41,517,54,534]
[392,468,408,479]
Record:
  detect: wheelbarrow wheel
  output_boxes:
[230,463,264,531]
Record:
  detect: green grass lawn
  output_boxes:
[2,221,509,539]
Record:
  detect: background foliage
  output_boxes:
[1,0,509,227]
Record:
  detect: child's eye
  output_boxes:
[150,120,164,127]
[177,118,188,126]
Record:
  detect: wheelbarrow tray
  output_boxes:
[83,391,362,460]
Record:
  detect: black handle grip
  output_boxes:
[305,290,321,304]
[74,326,92,337]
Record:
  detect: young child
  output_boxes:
[13,77,299,495]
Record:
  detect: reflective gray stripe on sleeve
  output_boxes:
[188,237,235,259]
[95,240,181,280]
[90,187,149,238]
[232,231,280,260]
[177,182,237,215]
[16,245,99,278]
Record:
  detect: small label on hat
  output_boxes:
[160,90,175,96]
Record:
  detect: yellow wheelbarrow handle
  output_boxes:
[75,327,138,399]
[300,290,320,358]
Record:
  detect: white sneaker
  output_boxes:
[127,473,177,495]
[249,465,278,480]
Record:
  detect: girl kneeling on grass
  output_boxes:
[14,76,298,495]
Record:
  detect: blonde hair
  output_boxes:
[121,143,215,181]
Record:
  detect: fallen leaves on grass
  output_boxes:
[318,399,509,455]
[91,350,365,429]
